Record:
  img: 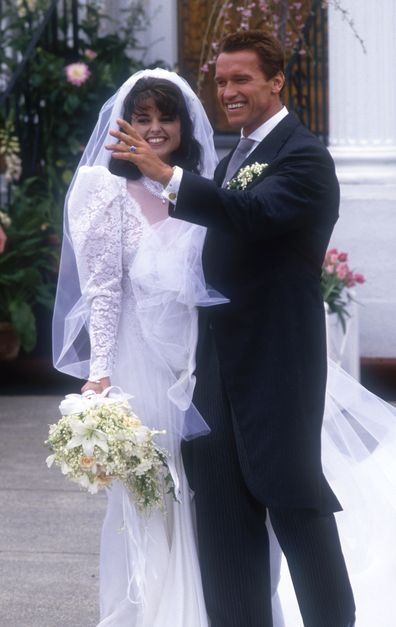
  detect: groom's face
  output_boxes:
[215,49,283,136]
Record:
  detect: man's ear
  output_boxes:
[271,72,285,94]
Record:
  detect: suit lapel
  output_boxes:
[214,112,301,187]
[214,148,236,186]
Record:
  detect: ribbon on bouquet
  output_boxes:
[59,386,133,416]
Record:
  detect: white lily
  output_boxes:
[66,417,109,456]
[59,394,92,416]
[59,389,133,417]
[78,474,99,493]
[46,454,55,468]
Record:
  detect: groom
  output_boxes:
[116,30,356,627]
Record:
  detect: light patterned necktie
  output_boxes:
[222,137,255,188]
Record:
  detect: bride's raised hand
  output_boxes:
[81,377,111,395]
[105,118,174,185]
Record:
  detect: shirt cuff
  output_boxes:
[161,166,183,205]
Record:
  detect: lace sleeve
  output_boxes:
[68,166,123,380]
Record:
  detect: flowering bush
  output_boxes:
[0,0,154,232]
[321,248,365,331]
[64,62,92,87]
[0,119,22,182]
[197,1,364,96]
[46,391,174,511]
[0,177,58,351]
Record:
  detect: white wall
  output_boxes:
[328,0,396,358]
[103,0,178,67]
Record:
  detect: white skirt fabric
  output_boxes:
[97,304,209,627]
[275,361,396,627]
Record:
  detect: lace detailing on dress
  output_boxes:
[68,166,145,380]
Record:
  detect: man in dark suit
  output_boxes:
[109,30,355,627]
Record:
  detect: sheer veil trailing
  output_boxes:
[52,68,223,441]
[52,68,219,383]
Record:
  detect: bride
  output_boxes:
[53,67,396,627]
[52,68,226,626]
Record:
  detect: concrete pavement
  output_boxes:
[0,396,107,627]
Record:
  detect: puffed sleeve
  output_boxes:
[68,165,123,380]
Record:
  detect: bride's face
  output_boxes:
[130,98,181,164]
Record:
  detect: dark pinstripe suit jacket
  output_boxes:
[171,112,341,512]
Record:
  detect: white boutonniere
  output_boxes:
[225,162,269,190]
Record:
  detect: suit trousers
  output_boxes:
[182,318,355,627]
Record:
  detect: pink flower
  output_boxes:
[84,48,97,60]
[65,62,91,86]
[354,273,365,284]
[325,264,335,274]
[327,247,338,255]
[329,253,338,264]
[337,251,348,262]
[336,263,348,280]
[345,271,355,288]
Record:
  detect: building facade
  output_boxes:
[112,0,396,363]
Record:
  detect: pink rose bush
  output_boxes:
[321,248,365,331]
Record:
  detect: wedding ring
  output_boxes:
[129,145,137,153]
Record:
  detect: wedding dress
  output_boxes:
[67,165,223,626]
[52,67,223,627]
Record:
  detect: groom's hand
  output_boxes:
[105,118,174,186]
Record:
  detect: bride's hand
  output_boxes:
[81,377,111,395]
[105,118,174,186]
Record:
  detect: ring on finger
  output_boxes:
[129,145,137,153]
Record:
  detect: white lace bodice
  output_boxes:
[68,166,146,380]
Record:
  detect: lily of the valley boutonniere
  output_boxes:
[226,162,269,190]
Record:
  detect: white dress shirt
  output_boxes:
[162,106,289,205]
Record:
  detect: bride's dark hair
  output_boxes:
[109,77,202,179]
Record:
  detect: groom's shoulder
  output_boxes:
[282,114,335,165]
[287,114,329,151]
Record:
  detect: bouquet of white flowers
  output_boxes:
[45,388,174,510]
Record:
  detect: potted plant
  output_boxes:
[321,248,365,377]
[0,178,58,359]
[321,248,365,331]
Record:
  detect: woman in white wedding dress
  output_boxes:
[52,69,226,627]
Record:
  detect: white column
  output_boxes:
[327,0,396,359]
[103,0,178,68]
[328,0,396,183]
[142,0,178,68]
